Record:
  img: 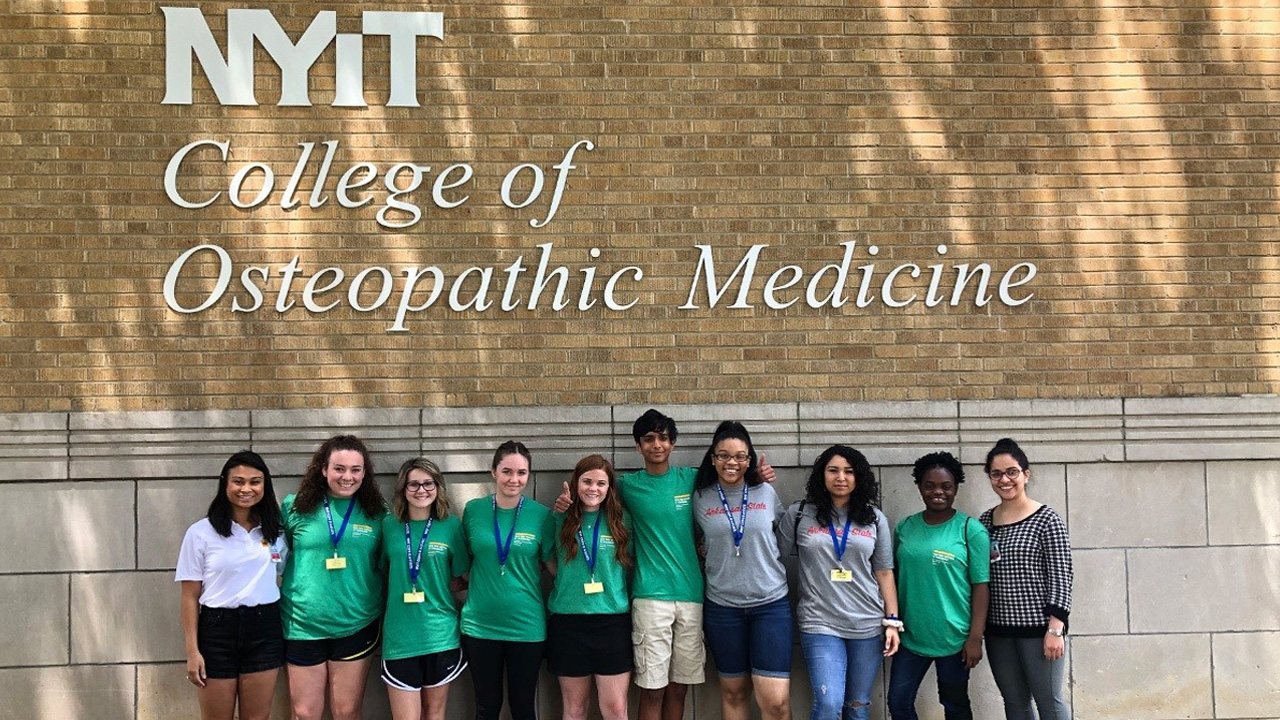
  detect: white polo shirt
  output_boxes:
[175,518,288,608]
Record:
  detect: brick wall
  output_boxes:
[2,1,1279,412]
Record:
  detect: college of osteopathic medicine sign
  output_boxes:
[159,7,1038,332]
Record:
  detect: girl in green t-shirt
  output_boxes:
[280,434,387,720]
[546,454,633,720]
[459,441,555,720]
[887,451,990,720]
[380,457,470,720]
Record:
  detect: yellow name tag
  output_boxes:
[583,581,604,595]
[326,556,347,570]
[830,569,853,582]
[403,591,426,603]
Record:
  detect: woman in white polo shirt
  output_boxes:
[176,450,288,720]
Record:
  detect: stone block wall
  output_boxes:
[1,397,1277,719]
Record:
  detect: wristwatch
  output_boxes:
[1046,627,1064,637]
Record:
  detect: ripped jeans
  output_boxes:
[799,631,886,720]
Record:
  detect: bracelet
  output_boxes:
[882,617,905,631]
[1046,627,1064,637]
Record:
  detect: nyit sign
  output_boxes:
[161,7,444,107]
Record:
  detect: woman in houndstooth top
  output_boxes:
[979,438,1074,720]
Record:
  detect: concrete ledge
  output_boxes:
[424,405,612,472]
[958,399,1124,464]
[252,408,421,478]
[70,410,251,480]
[800,401,957,467]
[1125,395,1280,461]
[0,412,67,481]
[616,403,800,469]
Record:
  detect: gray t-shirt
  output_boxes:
[777,501,894,639]
[693,481,788,608]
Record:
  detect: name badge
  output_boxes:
[326,556,348,570]
[583,581,604,595]
[403,591,426,603]
[830,568,853,582]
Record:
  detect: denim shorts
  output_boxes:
[702,595,792,679]
[197,602,284,679]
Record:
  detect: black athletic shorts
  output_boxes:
[381,647,468,690]
[284,618,381,667]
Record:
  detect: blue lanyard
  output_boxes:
[576,512,603,578]
[715,482,749,555]
[404,518,433,587]
[492,495,524,573]
[829,510,854,564]
[323,496,357,556]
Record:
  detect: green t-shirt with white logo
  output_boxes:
[547,510,631,615]
[460,496,555,642]
[894,511,991,657]
[380,514,470,660]
[617,466,703,603]
[281,494,385,641]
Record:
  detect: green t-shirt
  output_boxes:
[281,494,385,641]
[460,496,555,642]
[894,511,991,657]
[379,514,471,660]
[547,510,631,615]
[617,466,704,602]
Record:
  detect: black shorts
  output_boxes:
[381,647,468,691]
[197,602,284,679]
[284,619,381,667]
[546,613,633,677]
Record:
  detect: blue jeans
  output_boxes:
[886,646,972,720]
[702,596,793,678]
[799,632,885,720]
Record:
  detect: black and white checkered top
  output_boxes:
[978,504,1073,638]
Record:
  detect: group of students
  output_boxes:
[176,409,1073,720]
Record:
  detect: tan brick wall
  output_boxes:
[2,0,1279,411]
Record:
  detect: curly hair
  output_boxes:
[292,434,385,518]
[693,421,763,491]
[557,454,631,568]
[911,450,965,485]
[804,445,879,527]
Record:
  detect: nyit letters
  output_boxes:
[161,7,444,107]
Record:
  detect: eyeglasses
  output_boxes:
[713,452,750,464]
[406,481,437,492]
[987,468,1024,481]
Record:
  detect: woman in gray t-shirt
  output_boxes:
[692,421,792,720]
[777,445,901,720]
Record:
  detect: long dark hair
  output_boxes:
[805,444,878,527]
[694,421,763,491]
[208,450,281,543]
[292,434,385,518]
[558,454,631,568]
